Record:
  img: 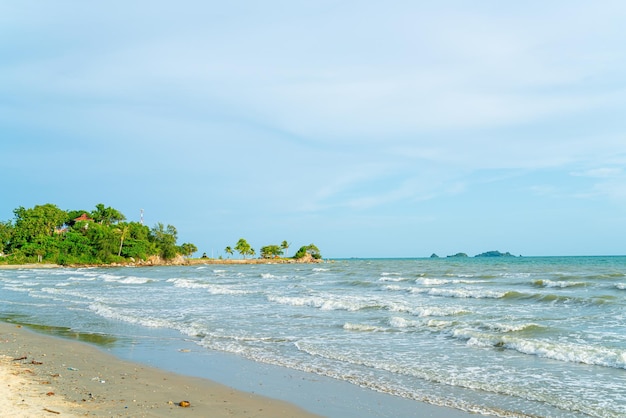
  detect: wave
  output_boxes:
[412,306,470,317]
[119,276,152,284]
[388,317,418,328]
[267,294,383,312]
[167,278,252,295]
[454,329,626,369]
[417,278,489,286]
[342,280,377,288]
[481,322,546,334]
[409,287,615,306]
[532,279,587,288]
[87,303,208,339]
[343,322,387,332]
[378,276,410,282]
[411,288,507,299]
[260,273,285,279]
[503,291,616,305]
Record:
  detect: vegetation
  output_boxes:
[227,239,322,261]
[0,203,196,265]
[0,203,324,265]
[234,238,254,259]
[260,244,283,259]
[294,243,322,260]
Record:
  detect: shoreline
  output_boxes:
[0,321,321,417]
[0,257,325,270]
[0,320,478,418]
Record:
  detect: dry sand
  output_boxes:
[0,322,320,417]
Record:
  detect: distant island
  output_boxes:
[429,251,518,258]
[474,250,517,258]
[447,252,469,258]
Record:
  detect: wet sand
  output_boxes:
[0,322,320,417]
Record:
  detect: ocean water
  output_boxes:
[1,256,625,417]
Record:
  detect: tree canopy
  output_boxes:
[234,238,254,259]
[294,244,322,260]
[0,203,196,265]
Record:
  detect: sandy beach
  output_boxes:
[0,322,320,417]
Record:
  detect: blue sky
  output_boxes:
[2,1,626,258]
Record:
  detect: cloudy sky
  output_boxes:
[2,1,626,258]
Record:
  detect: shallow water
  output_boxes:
[1,256,625,417]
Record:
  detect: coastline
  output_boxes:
[0,256,325,270]
[0,322,321,417]
[0,321,478,418]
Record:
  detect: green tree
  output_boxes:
[91,203,126,226]
[280,240,290,257]
[115,223,130,257]
[0,220,13,254]
[2,203,194,265]
[86,223,118,262]
[234,238,254,259]
[224,246,233,258]
[150,223,178,260]
[294,243,322,260]
[11,204,67,252]
[58,231,93,264]
[179,243,198,257]
[260,244,283,259]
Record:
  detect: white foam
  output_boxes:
[388,317,418,328]
[117,276,151,284]
[504,339,626,369]
[413,288,506,299]
[89,302,174,329]
[343,322,385,332]
[453,329,626,369]
[100,273,125,282]
[267,295,378,312]
[485,322,542,333]
[378,276,409,282]
[534,279,585,288]
[261,273,284,279]
[412,306,469,317]
[168,278,251,295]
[417,278,486,286]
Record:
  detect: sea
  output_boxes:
[1,256,625,417]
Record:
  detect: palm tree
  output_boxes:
[224,246,233,259]
[281,240,290,257]
[116,224,130,257]
[235,238,251,259]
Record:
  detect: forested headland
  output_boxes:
[0,203,323,266]
[0,203,195,266]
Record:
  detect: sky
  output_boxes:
[2,1,626,258]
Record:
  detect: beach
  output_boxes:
[0,322,321,417]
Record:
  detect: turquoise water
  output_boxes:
[1,257,625,417]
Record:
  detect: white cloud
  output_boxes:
[571,168,624,178]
